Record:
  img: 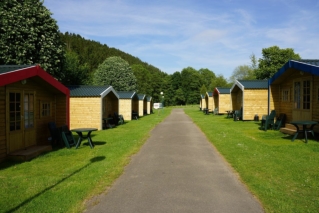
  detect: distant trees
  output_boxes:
[93,56,137,91]
[229,65,255,83]
[255,46,301,79]
[0,0,65,79]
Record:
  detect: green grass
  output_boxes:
[184,108,319,213]
[1,106,319,213]
[0,108,171,213]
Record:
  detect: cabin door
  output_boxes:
[292,79,312,121]
[7,90,36,153]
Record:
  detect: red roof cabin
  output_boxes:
[0,65,69,162]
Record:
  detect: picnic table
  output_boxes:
[203,108,210,115]
[290,121,318,143]
[226,110,234,118]
[71,128,98,148]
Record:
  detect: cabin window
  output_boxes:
[9,92,21,131]
[294,80,310,110]
[24,93,34,128]
[41,101,51,117]
[282,89,289,102]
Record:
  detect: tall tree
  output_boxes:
[93,56,137,91]
[255,46,301,79]
[210,74,231,90]
[180,67,202,104]
[229,65,255,83]
[131,64,152,95]
[0,0,65,79]
[198,68,216,89]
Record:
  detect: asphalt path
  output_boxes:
[85,109,264,213]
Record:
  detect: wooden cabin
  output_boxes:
[138,94,147,117]
[230,80,268,120]
[147,96,153,114]
[68,85,119,130]
[213,87,231,114]
[0,65,69,162]
[117,91,139,121]
[200,94,205,110]
[269,60,319,133]
[204,92,214,112]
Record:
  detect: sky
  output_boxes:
[43,0,319,79]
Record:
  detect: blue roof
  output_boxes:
[207,92,213,97]
[269,60,319,85]
[68,85,111,97]
[147,96,152,102]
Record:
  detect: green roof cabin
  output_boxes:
[138,94,147,117]
[147,96,153,114]
[269,60,319,133]
[200,94,205,110]
[68,85,119,130]
[230,80,268,120]
[204,92,214,113]
[117,91,139,121]
[213,87,231,114]
[0,65,69,162]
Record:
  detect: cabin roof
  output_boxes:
[138,94,146,100]
[117,91,137,99]
[269,60,319,85]
[67,85,118,98]
[0,65,69,95]
[147,96,153,102]
[214,87,230,94]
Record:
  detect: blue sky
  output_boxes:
[43,0,319,79]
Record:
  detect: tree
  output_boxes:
[131,64,152,95]
[255,46,301,79]
[198,68,216,89]
[180,67,202,104]
[93,56,137,91]
[210,74,231,90]
[200,85,207,95]
[229,65,255,83]
[0,0,65,80]
[61,50,91,85]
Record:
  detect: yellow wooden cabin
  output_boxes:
[200,94,205,110]
[0,65,69,162]
[117,91,139,121]
[204,92,214,113]
[269,60,319,133]
[147,96,153,114]
[138,94,147,117]
[68,85,119,130]
[230,80,268,120]
[213,87,231,114]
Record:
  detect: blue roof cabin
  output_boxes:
[230,80,268,120]
[68,85,119,130]
[269,60,319,133]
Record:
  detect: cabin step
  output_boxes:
[8,145,52,161]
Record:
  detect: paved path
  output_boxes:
[85,109,264,213]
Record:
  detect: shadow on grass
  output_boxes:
[5,156,106,213]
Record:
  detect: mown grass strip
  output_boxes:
[0,108,171,213]
[184,107,319,213]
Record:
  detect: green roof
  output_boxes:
[215,87,230,94]
[117,91,137,99]
[238,80,268,89]
[138,94,146,100]
[0,65,35,74]
[68,85,111,97]
[147,96,152,102]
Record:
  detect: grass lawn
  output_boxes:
[184,107,319,213]
[0,108,171,213]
